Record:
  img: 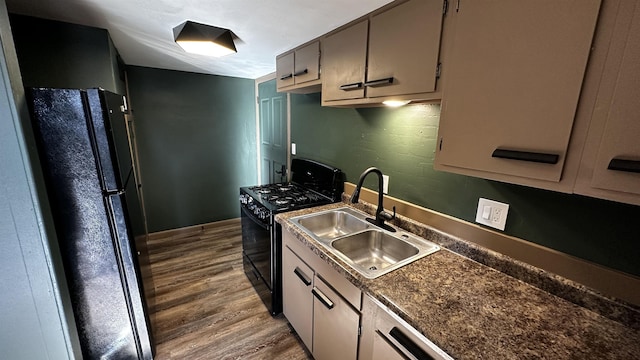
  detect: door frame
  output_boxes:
[255,72,291,184]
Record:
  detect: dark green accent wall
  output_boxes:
[126,66,257,232]
[9,14,125,94]
[291,93,640,277]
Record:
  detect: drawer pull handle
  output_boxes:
[312,287,334,309]
[294,69,308,77]
[339,82,363,91]
[293,267,311,286]
[364,77,394,87]
[607,158,640,173]
[492,148,559,164]
[389,327,434,360]
[279,73,293,80]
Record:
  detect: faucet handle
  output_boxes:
[379,206,396,221]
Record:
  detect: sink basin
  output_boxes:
[294,208,371,241]
[331,230,418,271]
[289,207,440,278]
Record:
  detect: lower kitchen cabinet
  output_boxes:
[281,228,362,360]
[359,295,453,360]
[282,246,314,350]
[312,275,360,360]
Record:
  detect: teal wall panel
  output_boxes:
[126,66,256,232]
[291,93,640,277]
[9,13,124,93]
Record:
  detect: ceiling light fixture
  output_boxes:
[382,100,411,107]
[173,21,237,57]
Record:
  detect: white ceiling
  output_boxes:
[5,0,394,79]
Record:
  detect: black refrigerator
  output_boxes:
[27,87,155,359]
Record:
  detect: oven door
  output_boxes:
[241,206,272,290]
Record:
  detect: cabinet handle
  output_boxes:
[364,77,394,87]
[339,82,363,91]
[311,287,334,309]
[607,158,640,174]
[293,267,311,286]
[389,327,434,360]
[293,69,308,77]
[492,148,559,164]
[280,73,293,80]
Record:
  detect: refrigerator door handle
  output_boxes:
[105,189,126,196]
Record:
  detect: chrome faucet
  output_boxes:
[350,167,396,232]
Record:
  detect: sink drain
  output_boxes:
[369,266,378,271]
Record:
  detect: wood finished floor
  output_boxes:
[147,220,312,359]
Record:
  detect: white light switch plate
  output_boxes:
[291,143,296,155]
[475,198,509,231]
[382,175,389,194]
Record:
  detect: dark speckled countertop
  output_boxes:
[275,201,640,360]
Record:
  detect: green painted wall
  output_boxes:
[291,93,640,277]
[126,66,257,232]
[9,14,125,94]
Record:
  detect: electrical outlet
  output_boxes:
[382,175,389,194]
[475,198,509,231]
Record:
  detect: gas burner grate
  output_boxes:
[245,181,334,210]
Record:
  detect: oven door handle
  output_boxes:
[241,206,271,231]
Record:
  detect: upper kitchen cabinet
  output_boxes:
[435,0,602,186]
[276,41,321,94]
[321,21,368,101]
[574,0,640,206]
[321,0,445,106]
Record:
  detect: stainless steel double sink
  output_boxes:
[289,207,440,279]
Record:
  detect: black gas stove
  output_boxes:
[240,158,344,315]
[240,182,333,221]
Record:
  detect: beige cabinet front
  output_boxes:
[576,0,640,205]
[321,20,368,101]
[312,276,360,360]
[589,11,640,195]
[276,41,321,91]
[282,245,314,350]
[282,228,362,360]
[322,0,445,104]
[276,52,295,89]
[366,0,444,98]
[435,0,602,183]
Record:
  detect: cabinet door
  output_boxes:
[276,52,295,89]
[589,4,640,196]
[366,0,444,98]
[436,0,601,182]
[312,276,360,360]
[321,20,368,101]
[282,246,314,350]
[294,41,320,85]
